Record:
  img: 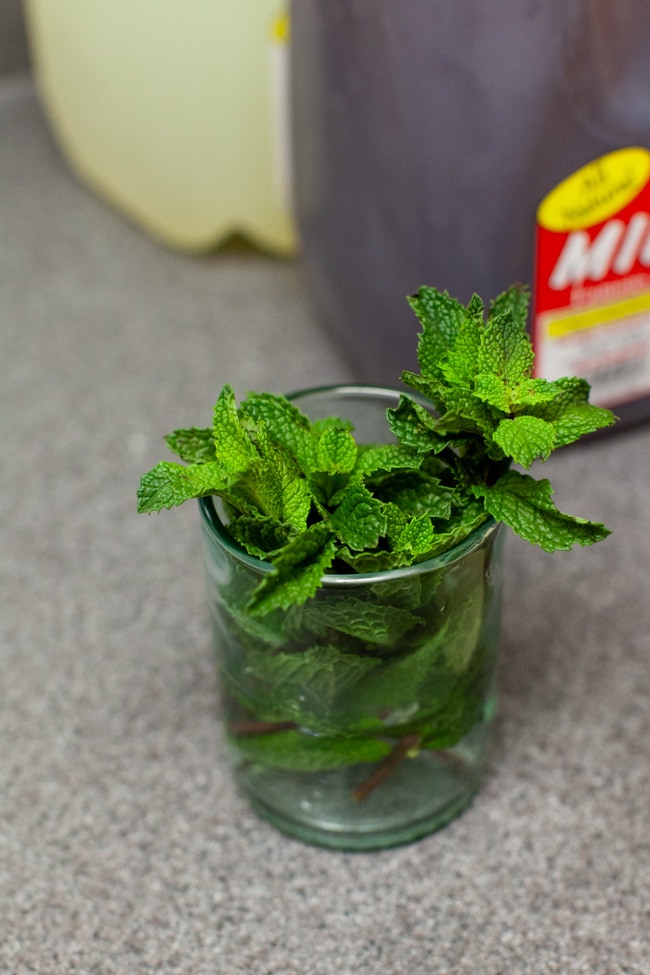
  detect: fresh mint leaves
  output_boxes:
[139,305,613,582]
[138,284,614,786]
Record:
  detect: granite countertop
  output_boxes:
[2,77,649,975]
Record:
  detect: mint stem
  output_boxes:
[229,719,298,736]
[353,733,420,802]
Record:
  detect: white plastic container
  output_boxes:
[25,0,296,254]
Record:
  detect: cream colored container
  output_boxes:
[25,1,296,254]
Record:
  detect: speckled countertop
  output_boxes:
[2,78,649,975]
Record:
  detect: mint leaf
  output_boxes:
[492,415,557,467]
[238,391,317,470]
[248,432,312,531]
[230,729,391,772]
[336,547,412,573]
[355,443,423,475]
[296,596,419,650]
[473,374,512,413]
[441,588,484,675]
[477,310,535,389]
[550,402,616,447]
[386,394,439,451]
[137,460,229,512]
[247,524,337,616]
[472,470,611,551]
[393,515,436,557]
[489,282,530,324]
[316,426,357,474]
[408,287,466,378]
[164,427,214,463]
[440,293,483,386]
[358,618,456,717]
[212,384,257,476]
[226,512,289,559]
[231,643,383,733]
[386,394,465,453]
[417,513,490,561]
[371,470,454,520]
[434,386,499,437]
[327,482,387,551]
[523,377,616,446]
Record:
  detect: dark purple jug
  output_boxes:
[290,0,650,426]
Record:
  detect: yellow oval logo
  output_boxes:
[537,147,650,232]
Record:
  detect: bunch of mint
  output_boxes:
[138,285,614,615]
[138,284,614,786]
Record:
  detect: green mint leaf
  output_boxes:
[478,310,535,389]
[387,393,467,453]
[336,547,412,573]
[524,377,616,446]
[225,512,290,559]
[492,415,557,468]
[394,515,436,556]
[238,391,317,471]
[418,678,486,750]
[212,384,257,476]
[247,524,337,616]
[416,515,490,562]
[369,572,440,612]
[297,596,419,650]
[473,374,558,414]
[473,374,511,413]
[372,470,454,520]
[407,287,467,378]
[316,426,358,474]
[311,414,355,437]
[441,589,485,675]
[434,386,499,437]
[471,470,611,551]
[249,433,312,531]
[327,482,388,551]
[357,618,457,718]
[229,728,391,772]
[531,375,593,415]
[164,427,214,464]
[399,370,448,414]
[510,377,565,409]
[232,643,383,733]
[355,443,422,475]
[550,403,616,447]
[137,460,229,512]
[440,293,483,386]
[386,393,440,451]
[489,282,530,325]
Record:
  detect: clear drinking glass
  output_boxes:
[199,386,504,850]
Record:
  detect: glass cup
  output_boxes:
[199,386,504,850]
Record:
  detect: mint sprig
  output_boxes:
[398,284,615,547]
[138,284,615,782]
[138,284,614,608]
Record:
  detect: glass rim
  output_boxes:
[284,382,411,403]
[198,493,497,586]
[198,381,498,585]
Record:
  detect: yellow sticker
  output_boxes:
[537,147,650,233]
[271,12,289,43]
[546,290,650,338]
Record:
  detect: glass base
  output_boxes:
[233,718,492,851]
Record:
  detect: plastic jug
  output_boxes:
[290,0,650,425]
[25,0,295,254]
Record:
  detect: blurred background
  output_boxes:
[0,0,28,73]
[12,0,650,426]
